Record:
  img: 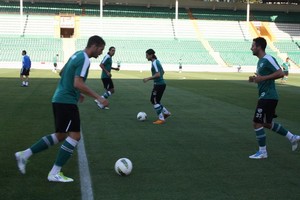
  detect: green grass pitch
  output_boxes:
[1,69,300,200]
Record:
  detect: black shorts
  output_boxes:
[102,78,114,90]
[54,63,57,67]
[52,103,80,133]
[20,68,30,76]
[253,99,278,124]
[284,71,289,76]
[150,84,166,105]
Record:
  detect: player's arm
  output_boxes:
[111,66,120,71]
[143,72,160,83]
[74,76,108,106]
[252,69,284,83]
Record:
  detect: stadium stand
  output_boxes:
[0,1,299,67]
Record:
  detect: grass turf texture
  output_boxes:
[1,69,300,200]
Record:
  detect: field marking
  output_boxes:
[78,131,94,200]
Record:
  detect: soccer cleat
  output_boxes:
[94,99,109,109]
[249,151,268,159]
[48,172,74,183]
[15,151,28,174]
[291,135,300,151]
[153,119,165,125]
[163,112,171,119]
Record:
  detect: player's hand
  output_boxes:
[107,72,112,78]
[143,78,148,83]
[79,94,85,103]
[248,75,255,82]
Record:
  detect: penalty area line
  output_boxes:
[78,130,94,200]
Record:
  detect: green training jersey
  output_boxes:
[151,59,165,85]
[101,54,112,79]
[256,54,281,100]
[52,50,90,104]
[282,61,290,72]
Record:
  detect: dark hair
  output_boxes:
[253,37,267,51]
[86,35,105,48]
[109,46,115,51]
[146,49,157,59]
[22,50,27,54]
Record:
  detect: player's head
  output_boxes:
[146,49,157,61]
[108,46,116,56]
[286,57,290,62]
[86,35,106,58]
[22,50,27,55]
[251,37,267,57]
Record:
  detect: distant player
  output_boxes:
[143,49,171,125]
[95,46,119,109]
[248,37,300,159]
[53,54,59,73]
[20,50,31,87]
[281,57,290,83]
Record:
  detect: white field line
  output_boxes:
[78,131,94,200]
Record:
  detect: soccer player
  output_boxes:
[15,35,108,182]
[53,53,59,73]
[281,57,290,83]
[20,50,31,87]
[248,37,300,159]
[143,49,171,125]
[94,46,119,109]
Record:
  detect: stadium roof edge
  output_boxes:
[5,0,300,12]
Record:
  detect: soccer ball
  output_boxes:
[114,158,133,176]
[137,112,147,121]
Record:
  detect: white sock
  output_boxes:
[49,165,62,175]
[259,146,267,152]
[285,131,294,141]
[159,113,164,120]
[162,107,170,114]
[23,148,33,160]
[51,133,59,145]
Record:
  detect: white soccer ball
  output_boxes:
[137,112,147,121]
[114,158,133,176]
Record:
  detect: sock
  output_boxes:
[30,133,59,154]
[154,104,163,118]
[255,127,266,147]
[162,106,170,114]
[54,137,78,167]
[259,146,267,153]
[49,165,62,175]
[271,122,288,136]
[285,131,294,141]
[23,148,33,160]
[102,91,111,99]
[22,81,25,85]
[158,113,164,120]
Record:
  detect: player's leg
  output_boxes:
[152,85,166,124]
[48,104,80,182]
[266,99,300,151]
[95,79,111,109]
[20,68,26,86]
[15,133,60,174]
[249,99,268,159]
[102,78,114,99]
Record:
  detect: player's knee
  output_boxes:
[253,122,263,129]
[55,132,68,142]
[263,123,272,129]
